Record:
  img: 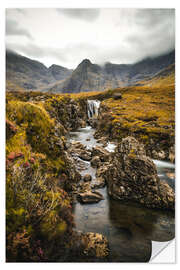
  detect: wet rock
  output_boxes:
[91,156,101,168]
[79,150,92,161]
[69,231,109,262]
[63,152,81,190]
[80,120,86,128]
[68,142,92,161]
[96,137,108,146]
[112,92,122,100]
[102,136,174,210]
[92,146,110,162]
[83,232,109,259]
[152,150,166,160]
[92,177,106,189]
[78,182,91,193]
[77,190,104,204]
[83,174,92,182]
[88,119,98,128]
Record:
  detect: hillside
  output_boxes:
[6,50,175,93]
[49,50,175,93]
[6,50,73,91]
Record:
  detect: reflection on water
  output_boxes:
[69,126,175,262]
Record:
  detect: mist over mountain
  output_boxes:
[6,49,175,93]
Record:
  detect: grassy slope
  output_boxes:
[6,92,81,262]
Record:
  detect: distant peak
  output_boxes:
[80,59,92,65]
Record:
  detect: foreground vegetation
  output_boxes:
[6,92,86,261]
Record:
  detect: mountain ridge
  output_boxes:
[6,49,175,93]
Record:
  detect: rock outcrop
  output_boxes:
[98,136,174,210]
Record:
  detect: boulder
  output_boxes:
[91,177,106,189]
[68,142,92,161]
[77,190,104,204]
[78,150,92,161]
[102,136,174,210]
[112,92,122,100]
[91,156,101,168]
[83,232,109,259]
[83,174,92,182]
[92,146,110,162]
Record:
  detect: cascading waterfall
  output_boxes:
[87,100,101,119]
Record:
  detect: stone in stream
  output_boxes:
[92,145,110,162]
[91,177,106,189]
[78,150,92,161]
[68,141,92,161]
[77,190,104,204]
[91,156,101,168]
[82,232,109,259]
[83,174,92,182]
[97,136,175,210]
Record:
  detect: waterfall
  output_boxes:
[87,100,101,119]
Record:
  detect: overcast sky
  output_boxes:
[6,8,175,69]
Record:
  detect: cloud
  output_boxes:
[57,8,100,22]
[6,19,33,39]
[6,42,68,63]
[6,8,175,68]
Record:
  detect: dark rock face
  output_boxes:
[98,137,174,210]
[49,50,175,93]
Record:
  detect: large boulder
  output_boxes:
[100,137,175,210]
[91,156,101,168]
[68,141,92,161]
[82,232,109,259]
[92,145,110,162]
[77,190,104,204]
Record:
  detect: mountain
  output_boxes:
[49,50,175,93]
[6,50,73,91]
[6,49,175,93]
[48,64,73,81]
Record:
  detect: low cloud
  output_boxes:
[6,19,33,39]
[57,8,100,22]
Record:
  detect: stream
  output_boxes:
[68,101,175,262]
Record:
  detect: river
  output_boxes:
[68,100,175,262]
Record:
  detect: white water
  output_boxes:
[87,100,101,119]
[153,159,175,169]
[105,142,117,152]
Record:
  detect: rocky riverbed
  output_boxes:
[67,119,175,262]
